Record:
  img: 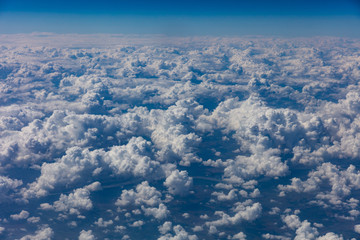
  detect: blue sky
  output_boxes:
[0,0,359,36]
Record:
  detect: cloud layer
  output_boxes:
[0,34,360,239]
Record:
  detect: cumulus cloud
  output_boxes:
[78,230,96,240]
[232,232,247,239]
[1,34,360,239]
[141,203,169,220]
[103,137,160,177]
[159,221,172,235]
[278,163,360,207]
[282,214,344,240]
[0,175,22,202]
[116,181,162,207]
[316,233,344,240]
[283,214,318,240]
[10,210,29,220]
[197,96,295,184]
[129,220,144,227]
[212,189,238,201]
[164,170,193,196]
[22,136,161,199]
[158,225,198,240]
[116,181,169,219]
[206,200,262,228]
[94,218,113,228]
[27,216,40,224]
[262,233,291,240]
[40,182,100,215]
[22,146,101,198]
[19,226,53,240]
[354,224,360,234]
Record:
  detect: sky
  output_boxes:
[1,2,360,240]
[0,0,359,36]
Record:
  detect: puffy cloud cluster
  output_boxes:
[116,181,169,220]
[282,214,344,240]
[103,137,160,177]
[232,232,247,240]
[22,146,102,198]
[1,34,360,239]
[197,96,298,184]
[22,137,161,199]
[18,226,53,240]
[94,218,113,228]
[40,182,101,215]
[10,210,29,220]
[164,170,193,196]
[278,163,360,208]
[158,223,198,240]
[0,175,22,202]
[78,230,96,240]
[205,200,262,235]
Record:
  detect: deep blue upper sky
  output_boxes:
[0,0,359,36]
[2,0,360,16]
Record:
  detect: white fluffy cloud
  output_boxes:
[142,203,169,220]
[232,232,247,239]
[159,221,172,235]
[316,233,344,240]
[78,230,96,240]
[10,210,29,220]
[94,218,113,228]
[22,147,101,198]
[282,214,344,240]
[40,182,101,215]
[19,226,53,240]
[158,225,198,240]
[164,170,193,196]
[0,176,22,189]
[0,175,22,202]
[206,200,262,228]
[22,136,162,199]
[197,96,295,184]
[116,181,169,219]
[278,163,360,207]
[116,181,162,207]
[104,137,160,177]
[1,35,360,239]
[354,224,360,234]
